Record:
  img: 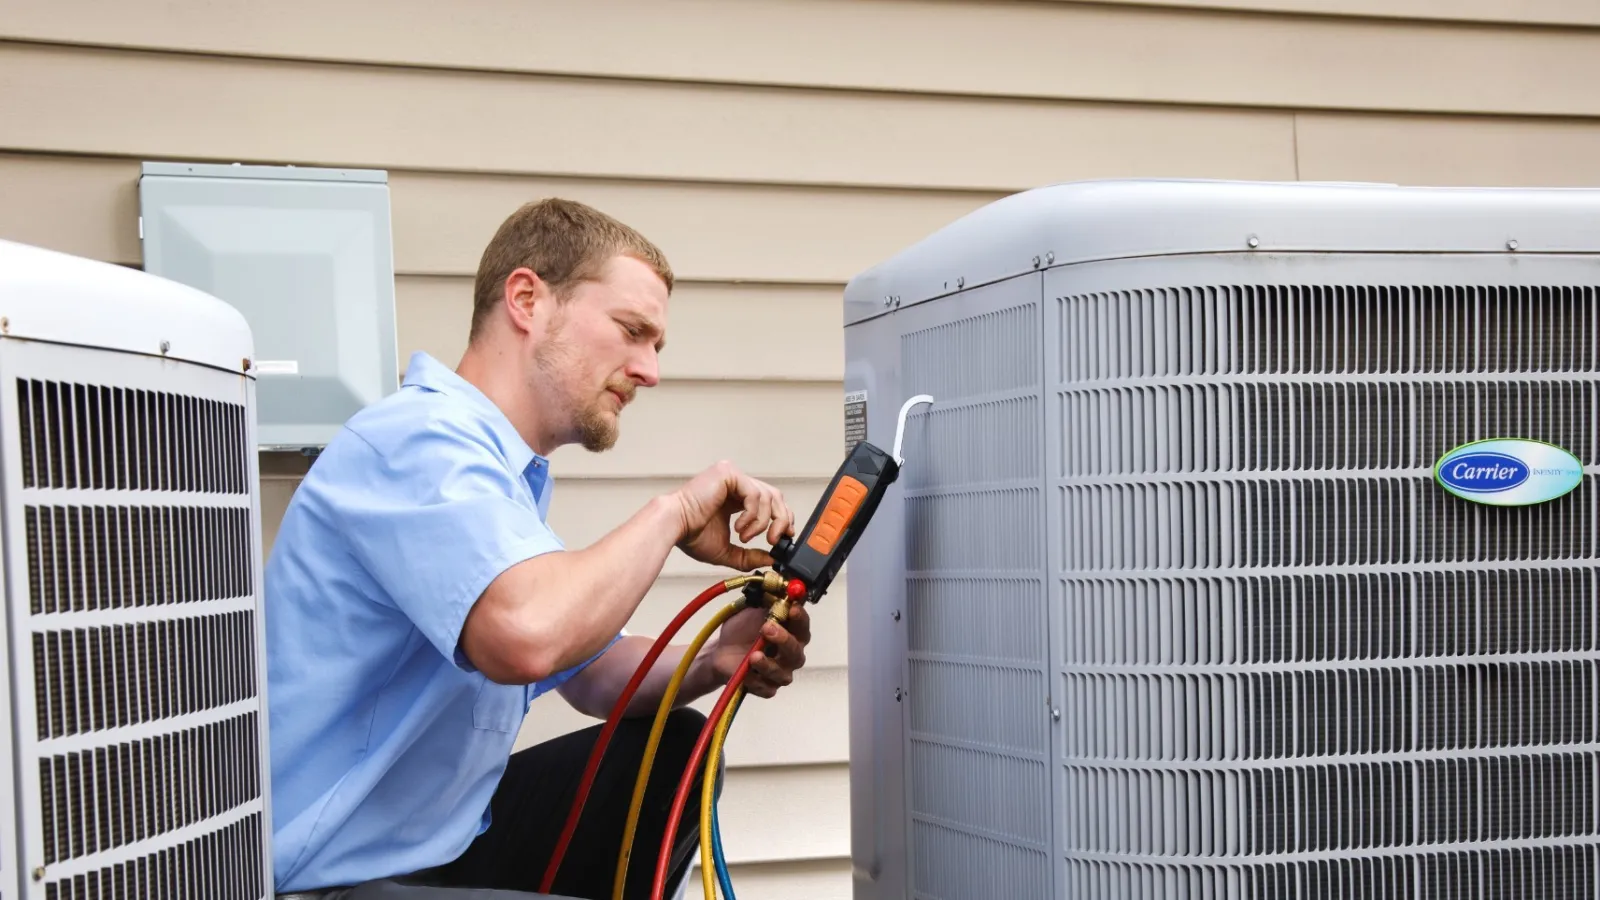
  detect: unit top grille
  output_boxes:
[17,380,249,494]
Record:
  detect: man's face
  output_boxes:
[530,255,668,452]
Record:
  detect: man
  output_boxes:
[264,198,809,899]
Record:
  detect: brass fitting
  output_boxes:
[760,570,785,594]
[722,573,757,591]
[724,569,786,593]
[766,596,792,625]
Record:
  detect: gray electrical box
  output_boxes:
[139,161,399,451]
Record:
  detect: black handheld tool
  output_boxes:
[770,393,933,604]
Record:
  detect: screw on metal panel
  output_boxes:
[883,295,893,308]
[894,688,903,702]
[33,866,44,881]
[1031,255,1041,268]
[892,609,901,621]
[242,357,252,372]
[956,276,965,289]
[1,316,9,334]
[159,340,170,354]
[1247,235,1261,249]
[1051,708,1061,721]
[1046,252,1055,264]
[893,296,901,308]
[1507,239,1520,251]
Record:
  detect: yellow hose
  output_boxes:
[613,600,745,900]
[700,683,743,900]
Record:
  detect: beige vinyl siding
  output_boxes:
[1050,0,1600,27]
[2,1,1597,895]
[0,42,1297,192]
[6,0,1600,115]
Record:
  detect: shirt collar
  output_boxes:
[400,351,551,478]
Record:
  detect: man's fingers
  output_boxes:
[744,649,794,690]
[767,492,795,545]
[755,621,806,672]
[741,676,778,699]
[783,604,813,647]
[733,545,774,571]
[750,485,775,543]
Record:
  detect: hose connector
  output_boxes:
[721,570,785,594]
[735,570,790,610]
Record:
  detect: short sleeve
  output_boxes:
[323,414,565,670]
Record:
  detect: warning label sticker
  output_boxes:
[844,390,867,456]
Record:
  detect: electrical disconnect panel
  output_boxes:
[138,161,399,451]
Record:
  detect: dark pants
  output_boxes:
[289,708,717,900]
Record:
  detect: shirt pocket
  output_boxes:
[472,677,528,734]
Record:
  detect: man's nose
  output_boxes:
[627,349,660,387]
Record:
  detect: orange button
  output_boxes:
[806,475,868,555]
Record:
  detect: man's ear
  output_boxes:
[503,267,553,336]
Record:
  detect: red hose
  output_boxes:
[650,611,791,900]
[538,579,736,894]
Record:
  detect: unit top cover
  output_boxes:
[843,178,1600,324]
[0,238,254,375]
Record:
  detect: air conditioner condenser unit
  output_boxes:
[0,240,272,899]
[842,180,1600,900]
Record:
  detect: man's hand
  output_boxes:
[707,603,810,699]
[671,460,795,571]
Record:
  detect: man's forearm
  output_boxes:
[562,633,728,720]
[463,495,686,683]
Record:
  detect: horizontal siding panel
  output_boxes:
[4,0,1600,115]
[715,765,851,863]
[1297,112,1600,186]
[688,858,851,900]
[0,42,1295,192]
[386,170,998,284]
[398,276,846,383]
[516,664,849,766]
[0,154,138,264]
[0,153,1001,283]
[1064,0,1600,27]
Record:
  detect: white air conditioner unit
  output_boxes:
[842,180,1600,900]
[0,240,271,899]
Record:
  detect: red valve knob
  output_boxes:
[786,578,807,600]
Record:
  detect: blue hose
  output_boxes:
[710,694,743,899]
[711,801,735,899]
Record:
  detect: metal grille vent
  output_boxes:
[4,365,265,900]
[900,297,1052,899]
[42,813,264,900]
[16,380,249,494]
[38,712,260,864]
[24,505,253,615]
[32,610,259,739]
[1055,283,1600,898]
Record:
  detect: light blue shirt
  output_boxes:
[264,351,619,891]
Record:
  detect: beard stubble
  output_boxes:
[533,320,633,453]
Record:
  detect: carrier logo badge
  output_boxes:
[1434,439,1583,507]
